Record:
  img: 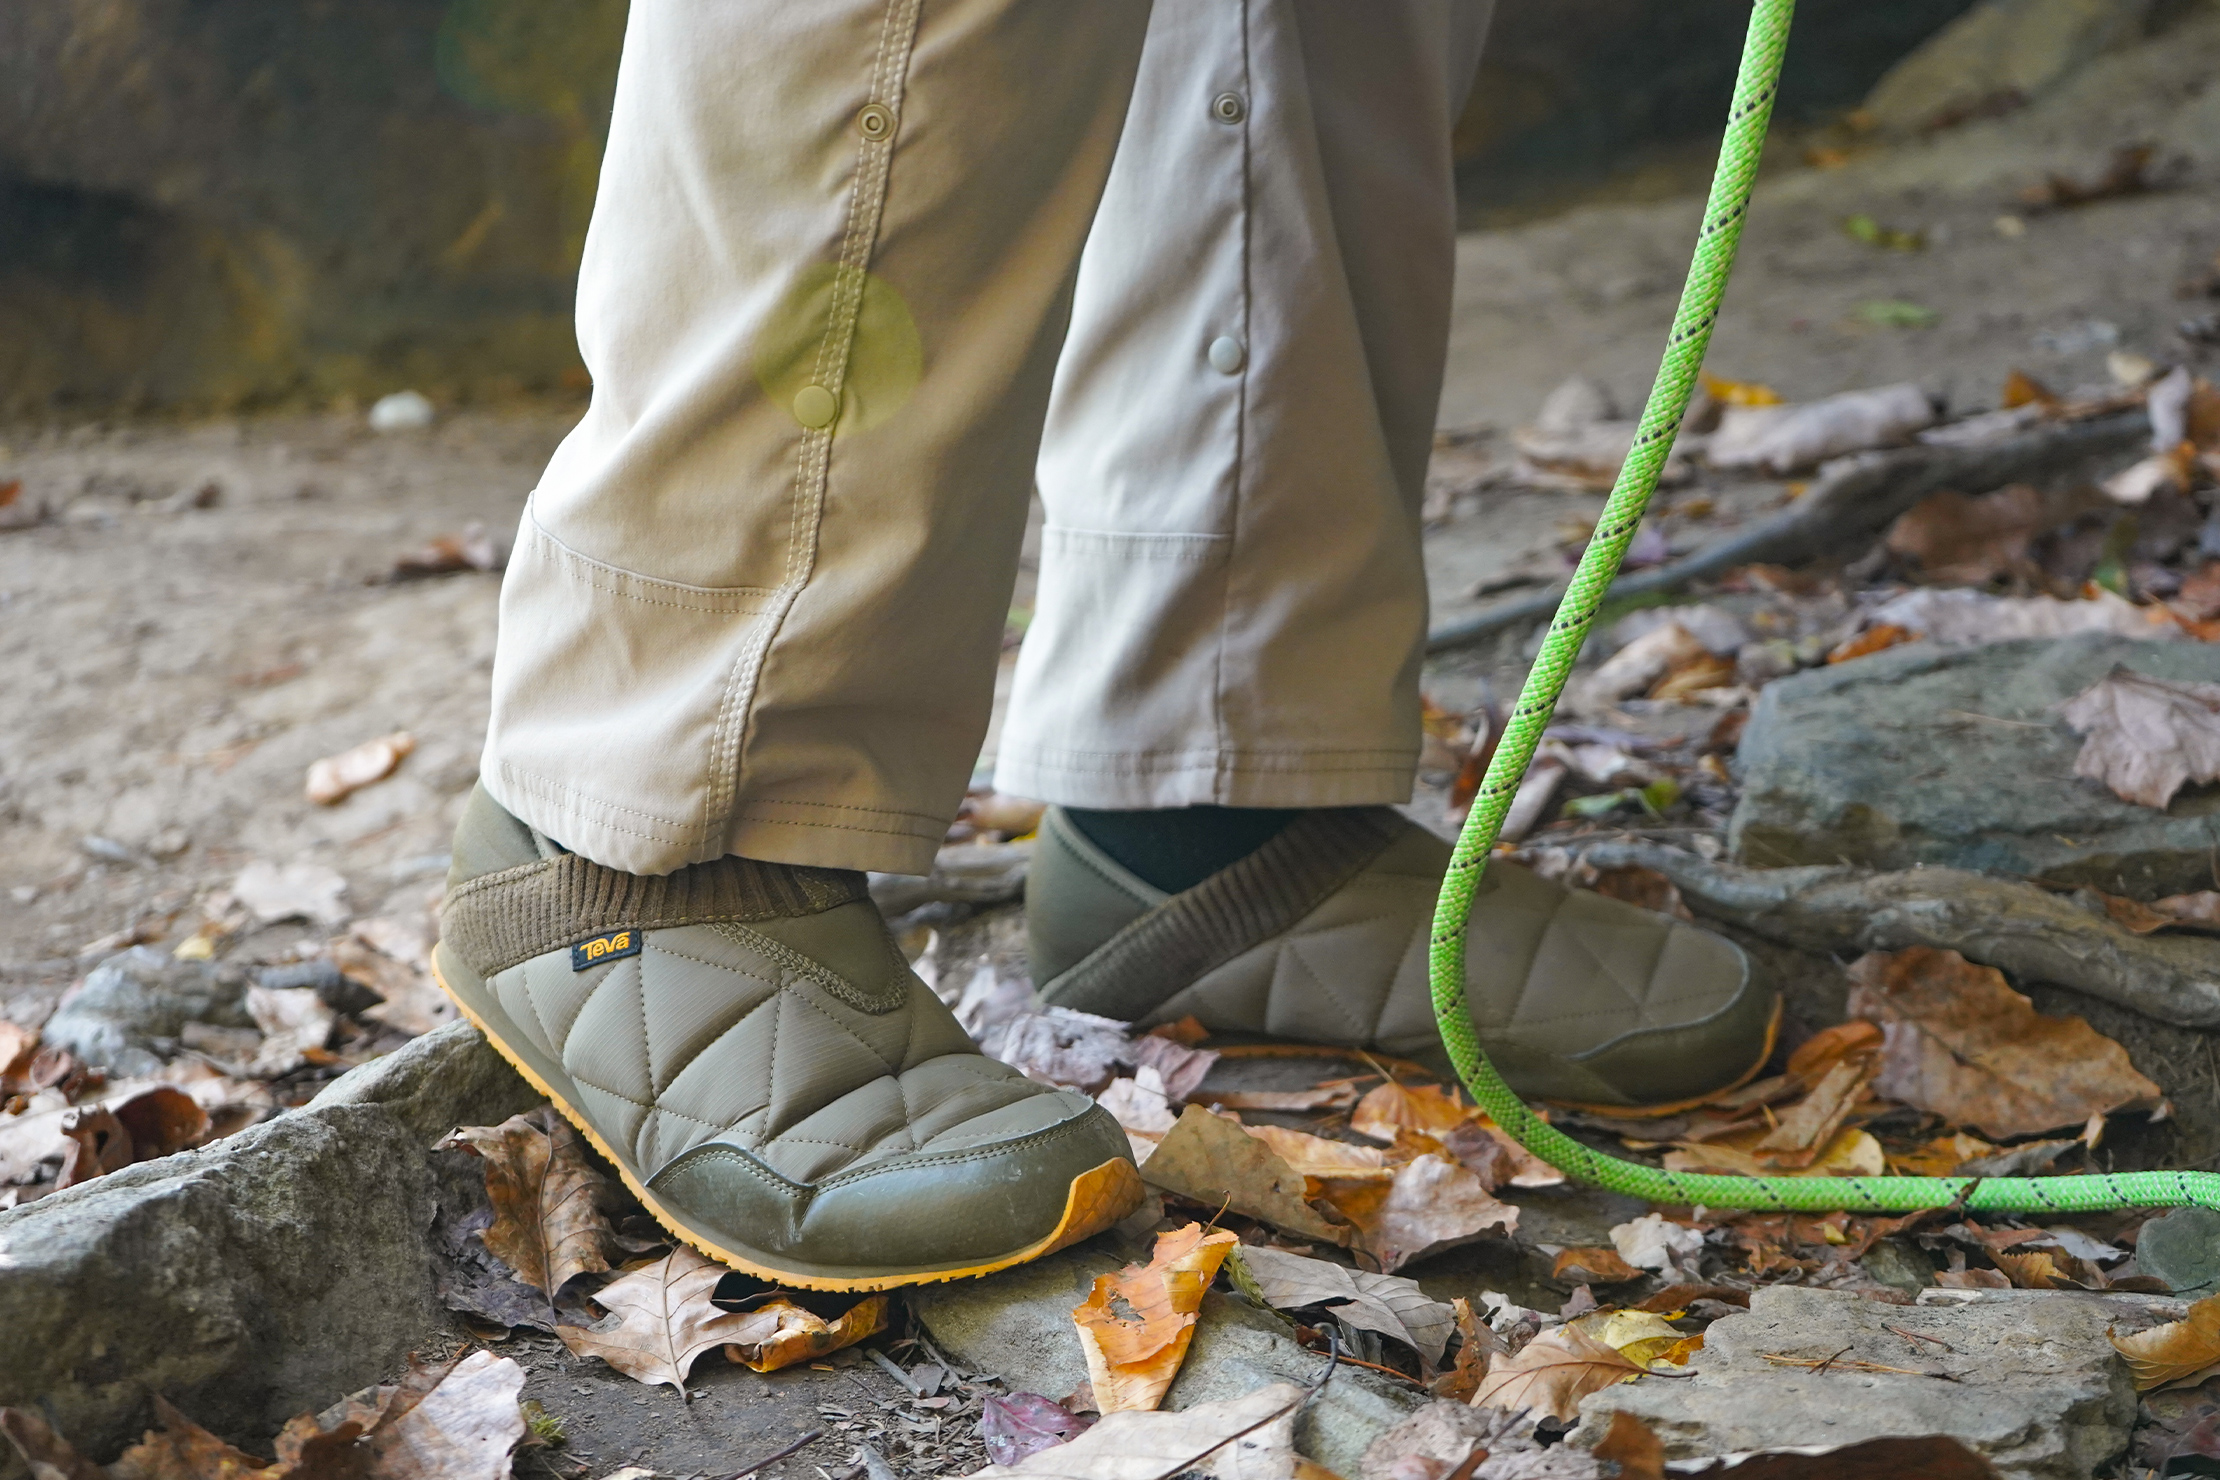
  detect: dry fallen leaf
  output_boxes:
[3,1352,528,1480]
[437,1109,612,1304]
[1142,1107,1352,1246]
[2152,892,2220,932]
[1352,1082,1471,1144]
[305,731,416,806]
[1232,1244,1456,1366]
[1314,1152,1518,1274]
[2112,1294,2220,1392]
[980,1007,1133,1094]
[1706,383,1936,474]
[230,860,349,930]
[1552,1247,1644,1285]
[1072,1223,1239,1414]
[723,1292,887,1373]
[438,1109,612,1299]
[1867,587,2177,648]
[245,985,337,1077]
[1883,483,2089,586]
[1471,1322,1645,1421]
[1665,1125,1887,1179]
[1890,1131,2000,1177]
[391,522,508,580]
[961,1381,1308,1479]
[0,1022,37,1092]
[558,1247,768,1393]
[2061,667,2220,810]
[1847,946,2164,1140]
[980,1394,1096,1467]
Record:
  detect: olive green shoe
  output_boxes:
[1028,807,1777,1112]
[434,786,1141,1291]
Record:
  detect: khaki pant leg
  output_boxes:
[480,0,1152,876]
[996,0,1494,809]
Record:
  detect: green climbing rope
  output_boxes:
[1427,0,2220,1218]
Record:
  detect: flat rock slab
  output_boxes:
[1573,1286,2140,1480]
[910,1248,1424,1478]
[1729,634,2220,896]
[0,1021,536,1477]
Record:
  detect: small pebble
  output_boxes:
[368,391,436,433]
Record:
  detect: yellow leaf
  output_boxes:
[1072,1224,1240,1413]
[2111,1294,2220,1391]
[723,1293,887,1373]
[1351,1082,1471,1144]
[1580,1309,1693,1369]
[1701,372,1783,407]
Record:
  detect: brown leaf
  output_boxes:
[56,1106,134,1189]
[723,1293,887,1373]
[1589,866,1694,921]
[558,1247,766,1392]
[391,523,508,580]
[0,1022,37,1094]
[2003,369,2061,411]
[1650,651,1736,702]
[1889,1131,1999,1177]
[1072,1224,1238,1413]
[2176,562,2220,622]
[1315,1153,1518,1274]
[1827,624,1919,665]
[2020,143,2158,210]
[1752,1056,1876,1165]
[1552,1247,1644,1284]
[111,1084,212,1161]
[1846,947,2164,1140]
[2113,1294,2220,1392]
[305,731,416,806]
[1125,1034,1219,1103]
[245,986,337,1077]
[1232,1244,1457,1366]
[1429,1298,1505,1402]
[2061,667,2220,810]
[1591,1411,1666,1480]
[438,1110,611,1297]
[1351,1082,1471,1144]
[2152,891,2220,933]
[1471,1323,1643,1421]
[1,1409,110,1480]
[1142,1107,1353,1245]
[1883,483,2088,586]
[108,1396,279,1480]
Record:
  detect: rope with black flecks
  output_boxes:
[1428,0,2220,1217]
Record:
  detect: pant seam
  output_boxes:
[496,761,691,842]
[702,0,927,859]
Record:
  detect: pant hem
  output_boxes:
[723,809,944,876]
[990,748,1418,810]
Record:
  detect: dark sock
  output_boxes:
[1063,805,1300,895]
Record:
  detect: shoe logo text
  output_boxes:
[571,930,642,971]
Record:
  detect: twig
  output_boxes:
[1885,1324,1954,1352]
[1759,1351,1959,1380]
[720,1430,825,1480]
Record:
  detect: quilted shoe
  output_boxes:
[1027,806,1777,1112]
[433,786,1141,1290]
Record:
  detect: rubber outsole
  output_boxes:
[432,949,1143,1292]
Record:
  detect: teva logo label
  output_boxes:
[571,930,642,971]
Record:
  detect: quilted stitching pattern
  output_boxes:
[1160,854,1744,1057]
[485,921,1066,1184]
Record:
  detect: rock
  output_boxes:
[39,947,254,1076]
[1864,0,2154,133]
[0,1022,532,1477]
[2129,1206,2220,1299]
[1730,635,2220,897]
[0,1104,440,1472]
[1573,1286,2140,1479]
[310,1018,539,1142]
[910,1247,1425,1477]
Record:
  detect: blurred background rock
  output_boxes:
[0,0,2196,413]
